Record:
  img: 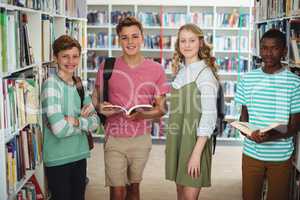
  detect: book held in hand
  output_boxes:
[230,121,283,136]
[102,104,153,115]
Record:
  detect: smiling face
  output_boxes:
[55,47,81,76]
[260,37,286,69]
[118,25,144,57]
[178,29,203,64]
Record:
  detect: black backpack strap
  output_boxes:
[99,57,116,125]
[102,57,116,102]
[72,76,85,109]
[212,83,225,155]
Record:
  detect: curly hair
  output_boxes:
[116,16,143,36]
[171,24,218,79]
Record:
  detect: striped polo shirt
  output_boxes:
[235,67,300,161]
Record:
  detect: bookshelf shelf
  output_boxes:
[4,123,30,144]
[217,137,242,142]
[218,72,245,76]
[86,0,253,141]
[0,3,45,13]
[215,27,251,31]
[225,115,238,121]
[87,25,109,28]
[87,70,98,73]
[2,64,37,78]
[215,50,250,53]
[87,47,108,51]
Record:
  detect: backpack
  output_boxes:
[212,84,225,154]
[98,57,116,125]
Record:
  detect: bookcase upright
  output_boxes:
[0,0,87,199]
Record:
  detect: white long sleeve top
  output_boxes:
[172,60,218,137]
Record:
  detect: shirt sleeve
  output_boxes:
[291,81,300,114]
[78,93,100,132]
[154,65,170,96]
[42,78,81,138]
[235,77,245,105]
[196,68,218,137]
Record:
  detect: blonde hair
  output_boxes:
[171,24,218,79]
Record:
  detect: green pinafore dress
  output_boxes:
[165,67,212,188]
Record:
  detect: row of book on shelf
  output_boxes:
[87,32,178,50]
[256,0,300,21]
[87,9,250,28]
[41,14,86,63]
[0,0,87,18]
[0,10,34,74]
[290,19,300,64]
[214,35,249,51]
[87,31,247,51]
[217,56,249,73]
[0,6,86,74]
[0,79,39,132]
[6,125,43,198]
[254,16,300,65]
[87,54,249,78]
[16,174,44,200]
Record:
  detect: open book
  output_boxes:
[102,104,153,115]
[230,121,283,136]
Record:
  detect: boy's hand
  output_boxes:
[249,130,268,143]
[126,111,145,121]
[64,116,79,127]
[100,101,122,117]
[81,103,94,118]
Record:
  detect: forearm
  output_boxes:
[141,95,167,120]
[239,105,249,122]
[192,136,208,156]
[91,88,100,112]
[263,125,298,141]
[139,107,166,120]
[78,112,100,132]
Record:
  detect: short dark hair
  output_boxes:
[260,28,286,48]
[116,16,143,36]
[52,35,81,56]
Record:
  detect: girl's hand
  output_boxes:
[187,152,201,179]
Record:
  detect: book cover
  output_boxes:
[230,121,283,136]
[102,104,153,115]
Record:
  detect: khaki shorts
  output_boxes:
[104,134,152,187]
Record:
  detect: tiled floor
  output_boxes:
[85,143,243,200]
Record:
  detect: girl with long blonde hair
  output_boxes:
[166,23,219,200]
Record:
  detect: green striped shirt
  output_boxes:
[235,68,300,161]
[41,74,100,167]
